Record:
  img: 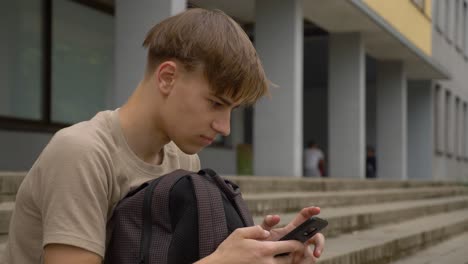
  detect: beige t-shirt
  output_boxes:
[5,109,200,263]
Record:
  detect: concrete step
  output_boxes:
[392,231,468,264]
[0,172,25,201]
[0,235,8,263]
[244,186,468,215]
[0,172,463,196]
[0,202,14,234]
[319,209,468,264]
[1,172,464,195]
[253,196,468,238]
[226,176,462,193]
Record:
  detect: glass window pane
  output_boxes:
[0,0,43,120]
[51,0,114,124]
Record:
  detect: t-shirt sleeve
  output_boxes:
[34,130,111,258]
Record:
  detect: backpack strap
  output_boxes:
[199,169,254,227]
[190,172,228,259]
[147,169,192,264]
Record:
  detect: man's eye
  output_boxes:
[210,99,223,108]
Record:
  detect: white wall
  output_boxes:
[407,81,434,180]
[432,1,468,182]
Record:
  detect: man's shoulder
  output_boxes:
[44,111,116,162]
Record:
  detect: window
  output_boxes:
[455,97,461,159]
[434,85,443,153]
[446,0,454,43]
[455,0,464,51]
[435,0,445,33]
[0,0,43,120]
[0,0,114,132]
[464,1,468,58]
[464,102,468,159]
[445,91,452,156]
[51,0,114,124]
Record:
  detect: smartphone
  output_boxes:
[275,216,328,257]
[278,216,328,243]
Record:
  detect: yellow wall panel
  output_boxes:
[425,0,432,19]
[363,0,432,55]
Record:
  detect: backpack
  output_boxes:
[104,168,254,264]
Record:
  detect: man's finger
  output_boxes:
[260,215,280,231]
[288,207,321,228]
[307,233,325,258]
[233,225,270,240]
[267,240,303,256]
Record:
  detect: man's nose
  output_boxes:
[212,112,231,136]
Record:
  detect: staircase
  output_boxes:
[227,176,468,264]
[1,172,468,263]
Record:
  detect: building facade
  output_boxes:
[1,0,467,181]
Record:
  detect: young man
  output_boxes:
[6,8,325,264]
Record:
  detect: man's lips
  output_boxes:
[200,135,215,144]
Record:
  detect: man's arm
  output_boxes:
[44,244,101,264]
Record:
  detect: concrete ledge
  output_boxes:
[0,235,8,262]
[226,176,462,194]
[0,202,14,234]
[244,187,468,215]
[392,231,468,264]
[0,172,463,195]
[319,209,468,264]
[254,196,468,238]
[0,173,25,196]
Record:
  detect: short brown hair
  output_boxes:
[142,8,269,105]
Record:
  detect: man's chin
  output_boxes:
[175,143,204,155]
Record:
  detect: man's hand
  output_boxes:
[261,207,326,262]
[196,225,305,264]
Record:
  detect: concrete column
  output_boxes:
[328,33,366,178]
[254,0,303,176]
[114,0,186,107]
[407,81,433,180]
[376,61,407,180]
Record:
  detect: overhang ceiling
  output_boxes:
[190,0,450,80]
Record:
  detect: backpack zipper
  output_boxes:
[139,179,159,264]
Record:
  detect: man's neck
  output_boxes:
[118,83,169,165]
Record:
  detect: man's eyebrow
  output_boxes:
[215,96,234,106]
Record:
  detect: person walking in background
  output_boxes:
[366,145,377,179]
[304,141,325,177]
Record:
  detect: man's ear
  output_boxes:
[156,61,177,96]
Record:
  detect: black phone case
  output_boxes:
[278,217,328,243]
